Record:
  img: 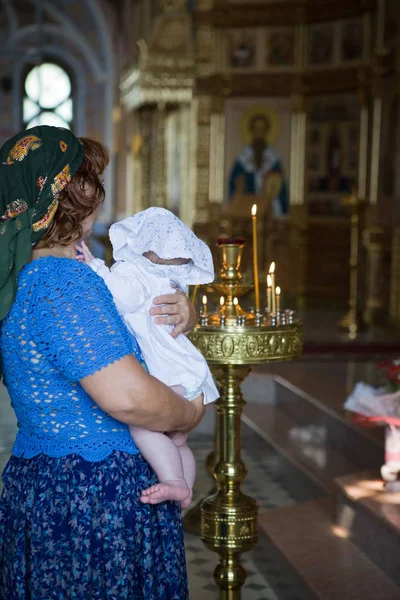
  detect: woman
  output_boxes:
[0,126,203,599]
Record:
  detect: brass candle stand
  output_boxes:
[339,191,365,338]
[188,241,303,599]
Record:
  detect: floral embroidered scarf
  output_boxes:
[0,125,84,321]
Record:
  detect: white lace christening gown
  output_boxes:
[89,256,219,405]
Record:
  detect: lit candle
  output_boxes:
[220,296,225,309]
[202,295,208,316]
[251,204,260,312]
[276,286,281,311]
[233,297,239,314]
[267,274,272,311]
[269,262,276,313]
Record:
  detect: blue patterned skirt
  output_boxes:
[0,451,188,599]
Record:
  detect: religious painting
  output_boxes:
[340,19,364,62]
[307,94,360,217]
[308,24,334,66]
[228,30,256,69]
[224,98,291,215]
[266,28,295,68]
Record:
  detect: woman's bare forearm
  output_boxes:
[110,373,199,431]
[81,354,200,432]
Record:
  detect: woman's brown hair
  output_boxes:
[36,137,109,248]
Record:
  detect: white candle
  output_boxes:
[202,295,208,316]
[276,286,281,311]
[269,262,276,313]
[267,274,272,311]
[251,204,260,312]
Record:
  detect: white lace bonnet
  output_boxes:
[109,207,214,284]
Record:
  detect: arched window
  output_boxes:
[23,62,73,129]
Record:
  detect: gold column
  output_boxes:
[363,226,387,325]
[369,96,382,206]
[340,192,364,337]
[209,108,225,205]
[357,91,369,203]
[140,107,153,208]
[290,94,306,207]
[194,16,220,223]
[287,91,307,306]
[153,103,167,207]
[180,105,195,226]
[195,95,213,222]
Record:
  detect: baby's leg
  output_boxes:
[169,432,196,509]
[130,425,191,505]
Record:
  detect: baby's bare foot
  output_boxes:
[140,479,190,505]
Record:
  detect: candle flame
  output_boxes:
[251,204,257,217]
[276,286,281,296]
[202,295,207,305]
[220,296,225,306]
[233,297,238,306]
[267,274,272,287]
[269,261,275,274]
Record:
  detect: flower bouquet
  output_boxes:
[344,359,400,490]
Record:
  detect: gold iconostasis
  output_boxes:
[114,0,400,325]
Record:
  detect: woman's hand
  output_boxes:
[150,290,197,338]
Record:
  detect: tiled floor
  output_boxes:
[185,410,321,599]
[0,383,319,599]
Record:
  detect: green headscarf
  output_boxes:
[0,125,84,321]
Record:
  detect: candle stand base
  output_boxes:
[189,325,302,599]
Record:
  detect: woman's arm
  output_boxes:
[150,290,197,338]
[32,261,203,433]
[81,354,205,432]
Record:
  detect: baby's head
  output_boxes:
[143,250,191,266]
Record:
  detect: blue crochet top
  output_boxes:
[0,256,141,462]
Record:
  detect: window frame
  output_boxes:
[22,58,75,131]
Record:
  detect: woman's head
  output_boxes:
[36,137,109,248]
[0,125,109,322]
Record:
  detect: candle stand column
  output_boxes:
[189,240,303,599]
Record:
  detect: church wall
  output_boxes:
[0,0,128,224]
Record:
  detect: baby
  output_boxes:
[77,207,219,508]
